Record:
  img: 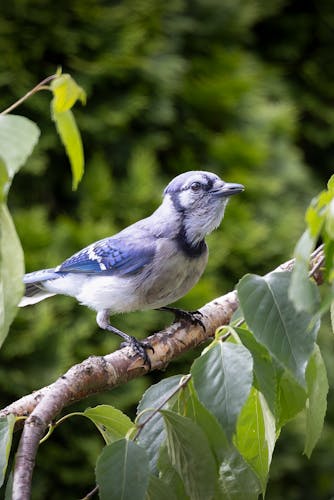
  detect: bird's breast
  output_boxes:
[140,239,208,309]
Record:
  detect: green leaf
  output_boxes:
[96,439,150,500]
[304,346,328,457]
[191,342,253,439]
[276,369,307,427]
[324,236,334,283]
[0,115,40,200]
[0,170,19,349]
[217,447,261,500]
[0,415,15,487]
[236,327,277,417]
[146,474,178,500]
[238,272,319,386]
[234,387,276,494]
[180,381,229,462]
[328,174,334,192]
[50,73,85,190]
[51,108,84,190]
[136,375,184,473]
[161,410,217,500]
[325,197,334,239]
[83,405,134,444]
[305,205,323,239]
[0,159,9,204]
[50,73,86,113]
[190,361,264,500]
[157,445,189,500]
[289,230,319,313]
[0,205,24,347]
[306,190,330,238]
[327,175,334,193]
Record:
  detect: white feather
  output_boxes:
[19,292,56,307]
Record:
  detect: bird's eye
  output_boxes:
[190,181,202,191]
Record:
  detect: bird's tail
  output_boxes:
[19,268,59,307]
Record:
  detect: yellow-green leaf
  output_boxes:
[326,197,334,239]
[0,159,9,204]
[51,74,86,113]
[305,202,324,238]
[83,405,134,444]
[234,387,276,494]
[52,108,84,190]
[327,174,334,192]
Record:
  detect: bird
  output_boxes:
[19,171,244,366]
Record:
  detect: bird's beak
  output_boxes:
[211,182,245,197]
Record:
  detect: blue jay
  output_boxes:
[19,171,244,365]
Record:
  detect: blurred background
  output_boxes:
[0,0,334,498]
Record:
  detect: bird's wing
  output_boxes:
[56,236,156,276]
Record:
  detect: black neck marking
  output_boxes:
[175,226,207,258]
[169,193,206,257]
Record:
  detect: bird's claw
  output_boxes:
[159,306,206,332]
[175,309,206,332]
[120,336,154,369]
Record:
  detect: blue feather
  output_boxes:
[23,269,59,283]
[57,236,156,276]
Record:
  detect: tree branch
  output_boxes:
[1,248,324,500]
[1,290,237,424]
[10,291,237,500]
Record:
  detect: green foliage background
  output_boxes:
[0,0,333,498]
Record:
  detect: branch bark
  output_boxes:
[1,248,324,500]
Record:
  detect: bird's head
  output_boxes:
[163,171,244,246]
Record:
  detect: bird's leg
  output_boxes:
[157,306,206,332]
[96,310,154,368]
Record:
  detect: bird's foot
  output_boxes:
[120,336,154,369]
[158,306,206,332]
[96,312,154,369]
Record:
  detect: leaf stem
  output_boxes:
[39,411,83,444]
[0,74,57,115]
[133,374,192,441]
[222,318,245,342]
[80,484,99,500]
[39,424,55,444]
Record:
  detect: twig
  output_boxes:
[80,484,99,500]
[309,254,325,279]
[134,374,192,441]
[0,74,57,115]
